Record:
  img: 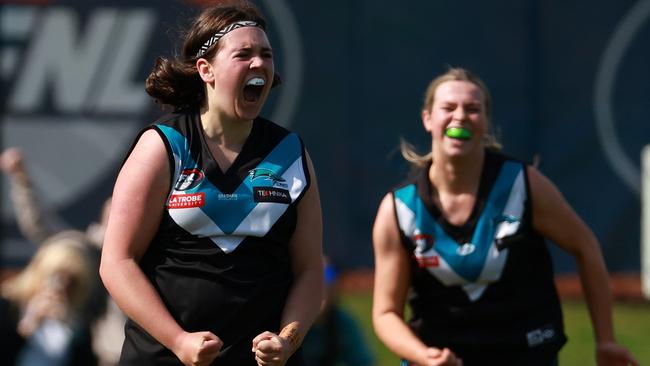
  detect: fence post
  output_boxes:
[641,145,650,300]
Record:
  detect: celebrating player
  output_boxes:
[371,67,638,366]
[100,2,324,365]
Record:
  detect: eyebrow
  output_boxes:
[438,98,481,103]
[437,100,482,107]
[232,44,273,52]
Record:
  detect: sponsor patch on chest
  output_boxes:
[253,187,291,203]
[167,192,205,209]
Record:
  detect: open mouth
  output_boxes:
[243,77,265,103]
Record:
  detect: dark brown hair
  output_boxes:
[145,1,267,111]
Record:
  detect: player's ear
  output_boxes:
[422,109,432,132]
[196,58,214,83]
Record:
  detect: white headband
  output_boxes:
[195,20,263,58]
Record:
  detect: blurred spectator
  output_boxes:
[0,147,110,249]
[1,147,124,366]
[1,231,96,365]
[301,260,377,366]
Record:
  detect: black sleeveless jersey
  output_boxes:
[119,111,309,365]
[392,150,566,365]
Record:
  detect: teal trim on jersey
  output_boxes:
[158,125,191,167]
[394,184,418,210]
[395,161,522,282]
[158,124,303,235]
[464,161,520,280]
[201,134,301,234]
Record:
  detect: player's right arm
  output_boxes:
[528,167,638,366]
[371,194,461,366]
[99,129,222,366]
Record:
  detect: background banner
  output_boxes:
[2,0,648,273]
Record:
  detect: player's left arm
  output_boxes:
[252,150,324,366]
[528,166,638,366]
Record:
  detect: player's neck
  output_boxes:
[430,149,484,195]
[199,107,253,150]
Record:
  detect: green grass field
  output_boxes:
[338,291,650,366]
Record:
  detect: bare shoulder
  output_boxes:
[526,165,567,213]
[527,165,555,193]
[115,128,170,198]
[526,165,594,252]
[126,129,168,168]
[374,193,395,227]
[303,149,318,182]
[372,193,399,250]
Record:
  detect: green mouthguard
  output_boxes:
[445,127,473,140]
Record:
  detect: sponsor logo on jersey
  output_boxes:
[218,193,239,200]
[414,255,440,268]
[253,187,291,204]
[526,324,557,347]
[167,192,205,209]
[174,168,204,191]
[456,242,476,256]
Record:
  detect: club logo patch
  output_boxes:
[168,192,205,209]
[412,233,438,267]
[253,187,291,204]
[174,168,204,191]
[249,168,288,188]
[413,233,434,254]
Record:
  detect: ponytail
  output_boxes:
[145,56,204,111]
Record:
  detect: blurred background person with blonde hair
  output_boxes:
[1,231,97,365]
[1,147,124,365]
